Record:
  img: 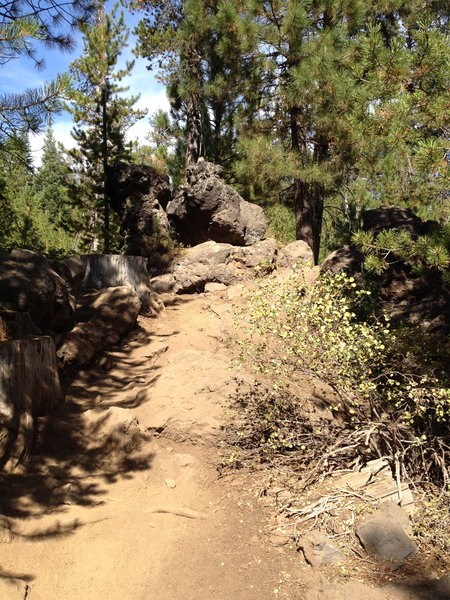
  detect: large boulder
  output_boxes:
[108,162,173,256]
[321,208,450,332]
[0,309,42,341]
[151,239,280,294]
[278,240,314,269]
[57,286,141,368]
[50,255,86,297]
[362,206,439,237]
[321,245,364,275]
[0,249,74,332]
[380,264,450,332]
[166,159,267,246]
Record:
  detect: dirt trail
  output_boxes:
[0,286,304,600]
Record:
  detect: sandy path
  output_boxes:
[0,287,302,600]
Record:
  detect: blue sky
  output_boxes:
[0,4,169,165]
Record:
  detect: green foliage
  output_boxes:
[0,75,71,141]
[234,270,450,484]
[34,127,73,227]
[0,131,79,256]
[134,0,257,169]
[352,226,450,274]
[0,1,94,142]
[238,272,390,417]
[67,1,145,252]
[135,0,450,260]
[132,109,186,184]
[142,232,181,276]
[264,202,296,244]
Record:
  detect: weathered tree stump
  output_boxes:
[81,254,163,315]
[0,309,42,341]
[0,336,63,469]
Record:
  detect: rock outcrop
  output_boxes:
[277,240,314,268]
[166,159,267,246]
[150,238,316,294]
[108,162,172,256]
[57,286,141,368]
[321,207,450,332]
[0,249,74,332]
[362,206,439,237]
[321,245,364,275]
[0,309,42,340]
[50,255,86,297]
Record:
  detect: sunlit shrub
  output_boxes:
[233,270,450,484]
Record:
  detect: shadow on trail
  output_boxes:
[0,568,34,583]
[381,578,450,600]
[0,322,160,525]
[0,294,202,545]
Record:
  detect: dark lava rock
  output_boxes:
[0,249,74,332]
[108,162,173,256]
[166,159,267,247]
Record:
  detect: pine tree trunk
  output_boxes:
[293,180,323,265]
[101,86,110,253]
[185,93,201,165]
[290,106,324,264]
[0,337,63,470]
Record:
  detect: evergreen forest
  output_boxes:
[0,0,447,263]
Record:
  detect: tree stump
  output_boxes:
[0,336,63,469]
[81,254,163,315]
[0,309,42,341]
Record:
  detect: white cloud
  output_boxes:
[30,89,170,166]
[126,89,170,144]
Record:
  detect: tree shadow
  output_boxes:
[0,568,34,583]
[381,577,450,600]
[0,322,163,526]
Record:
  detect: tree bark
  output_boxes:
[81,254,151,306]
[0,336,63,469]
[185,93,201,166]
[290,106,324,264]
[101,85,110,253]
[293,180,324,265]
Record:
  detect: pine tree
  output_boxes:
[34,126,72,228]
[67,0,145,252]
[0,1,94,142]
[134,0,255,172]
[134,1,448,259]
[0,132,76,255]
[231,0,450,262]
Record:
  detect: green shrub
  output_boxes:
[237,272,389,417]
[233,270,450,486]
